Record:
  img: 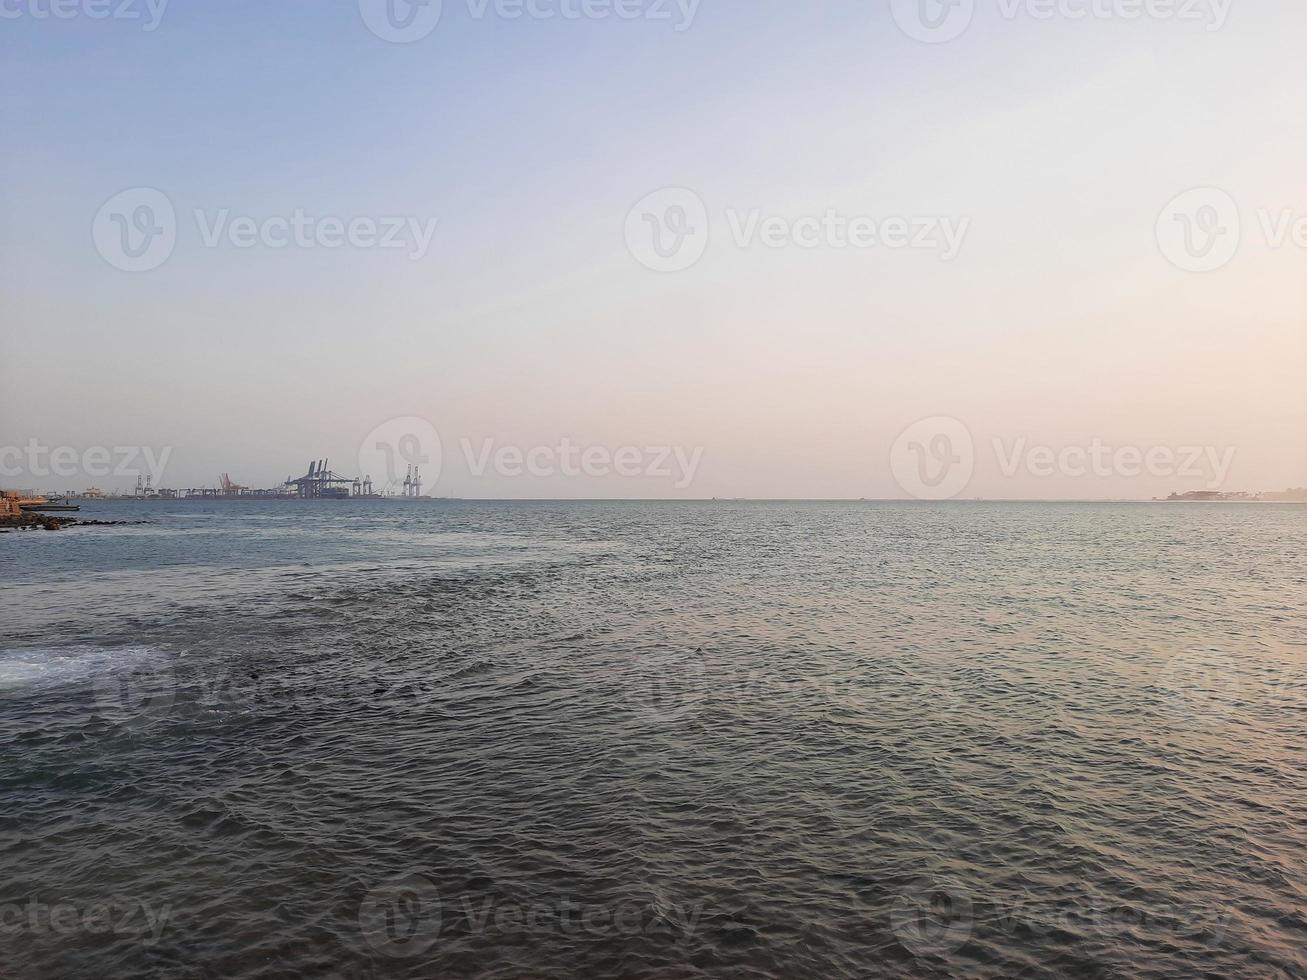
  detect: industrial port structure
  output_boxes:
[285,459,376,499]
[113,459,388,500]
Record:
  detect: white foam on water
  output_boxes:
[0,644,166,693]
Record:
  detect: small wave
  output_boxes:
[0,644,167,693]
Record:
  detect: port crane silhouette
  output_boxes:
[285,459,373,499]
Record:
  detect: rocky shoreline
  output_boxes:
[0,515,148,532]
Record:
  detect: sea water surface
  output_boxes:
[1,500,1305,978]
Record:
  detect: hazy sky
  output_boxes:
[2,0,1304,498]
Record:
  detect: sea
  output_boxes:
[1,499,1304,979]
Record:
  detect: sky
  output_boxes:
[1,0,1304,499]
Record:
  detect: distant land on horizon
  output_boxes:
[7,488,1307,505]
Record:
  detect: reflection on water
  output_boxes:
[2,500,1305,978]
